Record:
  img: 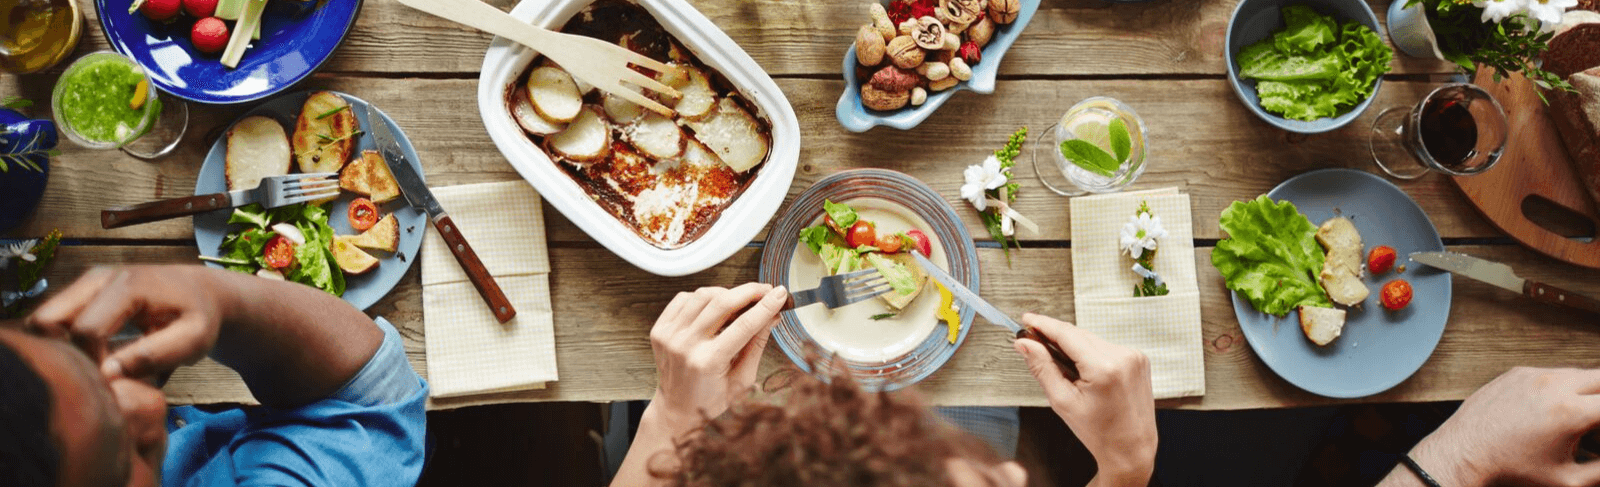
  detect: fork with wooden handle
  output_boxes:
[101,174,339,229]
[394,0,681,116]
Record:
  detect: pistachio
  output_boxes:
[988,0,1020,24]
[856,24,886,66]
[869,3,896,41]
[886,36,925,69]
[949,57,972,81]
[912,17,946,50]
[918,61,950,81]
[937,0,984,31]
[861,84,911,111]
[929,75,960,91]
[911,87,928,106]
[966,16,995,48]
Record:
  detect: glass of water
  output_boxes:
[1031,97,1148,196]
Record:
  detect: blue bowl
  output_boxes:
[97,0,363,104]
[835,0,1039,132]
[1224,0,1383,134]
[0,108,54,234]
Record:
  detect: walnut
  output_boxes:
[966,16,995,47]
[911,87,928,106]
[938,0,983,31]
[856,24,886,66]
[869,3,896,42]
[988,0,1019,24]
[912,17,946,50]
[929,76,959,91]
[861,84,910,111]
[917,61,950,81]
[870,65,920,92]
[949,57,972,81]
[886,36,925,69]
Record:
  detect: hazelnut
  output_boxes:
[938,0,983,31]
[911,87,928,106]
[950,57,972,81]
[943,32,961,51]
[886,36,925,69]
[912,17,946,50]
[918,61,950,81]
[966,16,995,47]
[988,0,1020,24]
[869,4,896,42]
[870,65,920,92]
[861,84,911,111]
[856,24,886,66]
[929,76,960,91]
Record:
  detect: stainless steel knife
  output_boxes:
[908,252,1081,381]
[366,106,516,323]
[1410,251,1599,315]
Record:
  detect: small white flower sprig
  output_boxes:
[1119,201,1169,297]
[1475,0,1574,28]
[960,127,1037,260]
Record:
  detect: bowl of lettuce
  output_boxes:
[1225,0,1391,133]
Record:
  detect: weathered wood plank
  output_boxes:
[12,78,1533,245]
[34,244,1600,409]
[2,0,1454,78]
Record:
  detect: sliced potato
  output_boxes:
[602,92,644,124]
[346,213,399,253]
[510,87,566,135]
[628,111,685,160]
[685,98,769,173]
[527,66,583,123]
[339,150,401,204]
[225,115,292,191]
[293,91,358,174]
[545,106,611,164]
[655,61,691,89]
[331,236,380,275]
[672,66,716,120]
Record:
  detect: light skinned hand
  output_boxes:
[648,283,788,429]
[1396,366,1600,487]
[26,266,224,381]
[1014,313,1156,487]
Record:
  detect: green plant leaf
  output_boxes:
[1059,139,1119,177]
[1109,118,1131,163]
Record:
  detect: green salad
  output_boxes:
[1210,195,1331,316]
[798,200,920,297]
[203,203,346,297]
[1237,5,1392,121]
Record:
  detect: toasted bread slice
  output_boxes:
[293,91,358,174]
[685,98,769,173]
[511,87,566,136]
[340,150,401,204]
[527,66,583,123]
[875,252,929,310]
[546,106,611,164]
[346,214,398,253]
[1316,217,1369,306]
[628,111,685,160]
[330,236,380,275]
[673,66,716,120]
[1298,306,1346,346]
[225,116,292,191]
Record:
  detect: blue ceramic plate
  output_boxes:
[97,0,362,104]
[835,0,1039,132]
[194,91,425,311]
[758,169,977,391]
[1231,169,1451,398]
[1224,0,1383,133]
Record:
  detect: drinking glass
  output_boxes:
[1368,83,1507,180]
[0,0,82,74]
[1030,96,1148,196]
[50,51,187,159]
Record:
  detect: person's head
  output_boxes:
[0,322,167,487]
[655,369,1029,487]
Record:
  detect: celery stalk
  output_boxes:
[214,0,244,19]
[220,0,266,68]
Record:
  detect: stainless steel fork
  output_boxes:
[786,269,894,310]
[101,173,340,229]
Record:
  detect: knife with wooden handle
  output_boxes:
[1410,251,1600,316]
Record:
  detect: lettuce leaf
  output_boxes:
[1210,195,1332,316]
[1237,7,1392,121]
[799,225,832,255]
[215,202,344,296]
[823,199,857,230]
[1273,5,1337,53]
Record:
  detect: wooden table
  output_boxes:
[5,0,1599,410]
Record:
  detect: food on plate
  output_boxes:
[339,151,401,204]
[1121,201,1170,297]
[294,91,359,174]
[224,115,292,191]
[1538,19,1600,206]
[1212,195,1333,317]
[1235,5,1391,121]
[191,17,229,54]
[139,0,181,21]
[206,203,346,296]
[330,236,379,275]
[1297,305,1346,346]
[131,0,288,67]
[1367,245,1396,275]
[1315,217,1369,306]
[503,0,773,249]
[934,282,960,343]
[1380,279,1413,311]
[346,213,399,253]
[851,0,1019,112]
[347,197,379,231]
[799,200,930,312]
[262,233,295,269]
[184,0,217,18]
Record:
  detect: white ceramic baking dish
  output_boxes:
[477,0,799,276]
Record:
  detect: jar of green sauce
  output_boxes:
[50,51,163,149]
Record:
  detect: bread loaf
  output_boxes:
[1546,68,1600,206]
[1545,24,1600,78]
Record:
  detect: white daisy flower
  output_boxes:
[1526,0,1577,28]
[0,239,38,270]
[961,156,1008,212]
[1476,0,1528,24]
[1118,213,1167,259]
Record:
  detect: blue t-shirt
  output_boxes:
[162,318,428,487]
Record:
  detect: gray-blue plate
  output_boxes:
[1230,169,1451,398]
[193,91,426,311]
[1224,0,1383,133]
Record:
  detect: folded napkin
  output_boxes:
[421,180,556,398]
[1070,188,1205,399]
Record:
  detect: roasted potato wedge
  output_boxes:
[225,115,292,191]
[293,91,358,174]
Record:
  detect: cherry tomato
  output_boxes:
[348,198,380,231]
[846,221,877,248]
[262,235,296,269]
[1368,245,1397,275]
[1381,279,1413,311]
[874,233,904,253]
[905,229,932,256]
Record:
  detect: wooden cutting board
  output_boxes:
[1453,70,1600,268]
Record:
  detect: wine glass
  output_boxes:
[1030,96,1148,196]
[50,51,188,160]
[1368,83,1507,180]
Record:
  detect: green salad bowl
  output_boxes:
[1225,0,1385,134]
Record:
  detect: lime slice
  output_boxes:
[1063,111,1113,153]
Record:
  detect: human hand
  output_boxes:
[1402,366,1600,487]
[1014,313,1156,487]
[648,283,788,430]
[26,266,226,380]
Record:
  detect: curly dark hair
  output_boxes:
[653,369,1009,487]
[0,333,60,487]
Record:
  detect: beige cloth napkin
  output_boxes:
[1070,188,1205,399]
[421,181,557,398]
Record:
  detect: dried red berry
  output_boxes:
[958,41,982,65]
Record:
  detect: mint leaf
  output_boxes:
[1109,118,1131,163]
[1059,139,1119,177]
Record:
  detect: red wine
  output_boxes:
[1418,98,1477,168]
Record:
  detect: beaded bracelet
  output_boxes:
[1400,454,1443,487]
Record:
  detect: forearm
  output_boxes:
[1085,453,1155,487]
[1376,434,1489,487]
[206,268,383,408]
[612,400,698,487]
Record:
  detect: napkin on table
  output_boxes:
[1070,188,1205,399]
[421,180,556,398]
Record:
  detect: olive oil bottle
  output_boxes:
[1,0,81,74]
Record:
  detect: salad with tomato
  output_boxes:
[798,200,935,314]
[201,202,345,296]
